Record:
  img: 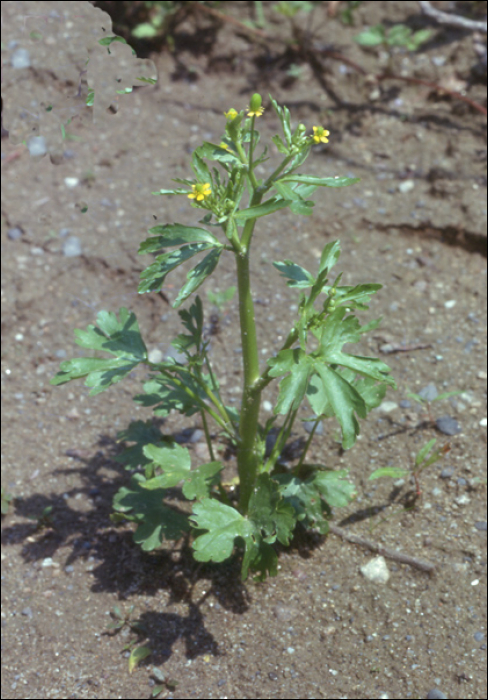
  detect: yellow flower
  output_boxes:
[219,142,231,151]
[188,183,212,201]
[247,106,265,117]
[224,108,238,120]
[312,126,330,144]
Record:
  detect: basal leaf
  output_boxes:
[313,469,356,508]
[112,473,190,549]
[142,442,192,488]
[190,499,254,563]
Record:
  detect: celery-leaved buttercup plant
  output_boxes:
[52,94,396,580]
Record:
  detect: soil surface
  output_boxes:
[1,2,487,699]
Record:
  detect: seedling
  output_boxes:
[408,388,463,427]
[52,93,396,581]
[1,488,13,516]
[354,23,431,53]
[107,605,151,674]
[369,437,451,497]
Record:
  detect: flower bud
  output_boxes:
[249,93,262,112]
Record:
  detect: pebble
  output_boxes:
[440,467,455,479]
[435,415,461,435]
[418,383,438,401]
[7,227,23,240]
[11,47,31,68]
[426,690,447,699]
[303,420,323,434]
[148,348,164,364]
[474,521,487,531]
[398,179,415,193]
[360,556,390,584]
[62,236,82,257]
[444,299,456,309]
[262,400,273,412]
[28,136,47,157]
[479,417,487,427]
[376,401,398,413]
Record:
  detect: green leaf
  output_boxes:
[319,240,341,274]
[354,25,385,47]
[272,260,315,288]
[74,308,147,358]
[234,197,292,221]
[248,474,297,546]
[274,473,329,534]
[369,467,410,480]
[50,308,147,395]
[308,365,366,449]
[128,646,152,674]
[318,308,396,386]
[173,295,205,351]
[173,247,222,308]
[191,151,212,183]
[290,200,314,216]
[112,473,190,549]
[269,94,292,146]
[414,438,437,467]
[190,499,254,563]
[134,375,207,418]
[142,442,192,487]
[271,134,290,155]
[272,180,301,201]
[278,175,360,187]
[196,141,241,167]
[268,348,312,414]
[182,462,224,500]
[313,469,356,507]
[139,224,221,252]
[138,242,216,294]
[114,420,165,470]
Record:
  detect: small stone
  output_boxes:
[419,383,438,401]
[398,179,415,193]
[360,556,390,584]
[427,690,447,699]
[376,401,398,413]
[474,521,487,531]
[7,227,23,240]
[62,236,82,257]
[28,136,47,157]
[435,415,461,435]
[148,348,163,364]
[444,299,456,309]
[11,48,31,68]
[263,400,273,412]
[479,417,487,427]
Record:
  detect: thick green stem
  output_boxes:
[235,228,262,514]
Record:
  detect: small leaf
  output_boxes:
[273,260,315,288]
[414,438,437,467]
[278,174,360,187]
[128,646,152,674]
[173,247,222,308]
[234,197,292,221]
[138,243,215,294]
[368,467,410,480]
[139,224,221,252]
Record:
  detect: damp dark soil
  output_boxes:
[1,2,487,699]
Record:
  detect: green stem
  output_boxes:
[235,229,262,514]
[294,416,320,478]
[200,409,215,462]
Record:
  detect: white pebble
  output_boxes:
[444,299,456,309]
[263,400,273,412]
[360,556,390,584]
